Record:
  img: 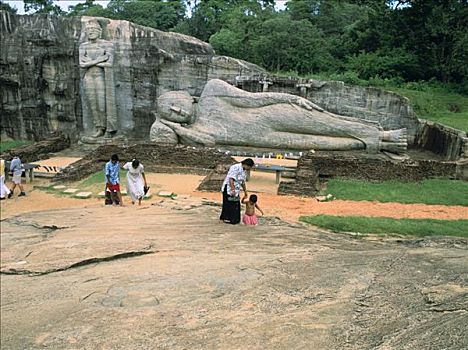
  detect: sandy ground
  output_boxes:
[1,170,467,222]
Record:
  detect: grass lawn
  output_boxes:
[300,215,468,238]
[389,85,468,132]
[325,179,468,206]
[0,140,33,153]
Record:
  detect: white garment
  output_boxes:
[221,163,246,197]
[123,162,145,202]
[1,175,11,198]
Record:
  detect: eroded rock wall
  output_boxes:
[416,120,467,161]
[0,12,82,141]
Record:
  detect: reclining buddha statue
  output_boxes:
[150,79,407,154]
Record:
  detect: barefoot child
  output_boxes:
[242,194,264,225]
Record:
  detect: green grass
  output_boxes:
[389,85,468,132]
[325,179,468,206]
[0,140,33,153]
[300,215,468,238]
[78,170,126,189]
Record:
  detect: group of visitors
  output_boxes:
[1,156,27,200]
[104,154,263,225]
[104,154,148,206]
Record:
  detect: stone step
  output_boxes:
[74,192,92,199]
[63,188,79,194]
[158,191,174,197]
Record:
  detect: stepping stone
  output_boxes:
[158,191,174,197]
[52,185,67,190]
[97,191,106,198]
[33,184,53,190]
[74,192,92,199]
[121,190,127,196]
[143,193,152,200]
[63,188,79,194]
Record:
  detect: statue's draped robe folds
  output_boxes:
[79,23,117,136]
[151,79,407,154]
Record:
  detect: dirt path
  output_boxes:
[1,173,467,222]
[1,155,466,221]
[191,191,468,222]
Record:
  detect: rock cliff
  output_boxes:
[0,12,265,141]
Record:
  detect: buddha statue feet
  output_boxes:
[380,128,408,154]
[382,128,407,143]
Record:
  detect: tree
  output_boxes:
[67,0,109,17]
[0,0,17,13]
[106,0,186,30]
[23,0,65,15]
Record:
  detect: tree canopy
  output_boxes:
[10,0,468,89]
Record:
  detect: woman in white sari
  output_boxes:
[123,159,148,205]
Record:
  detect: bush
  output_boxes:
[346,48,422,81]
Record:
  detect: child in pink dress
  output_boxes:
[242,194,264,225]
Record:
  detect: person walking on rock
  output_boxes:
[8,155,26,198]
[220,158,254,224]
[105,154,123,206]
[123,159,147,205]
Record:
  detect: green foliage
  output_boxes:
[326,179,468,206]
[389,84,468,131]
[346,48,422,81]
[67,0,108,17]
[78,170,126,189]
[23,0,65,15]
[20,0,467,91]
[300,215,468,238]
[0,140,33,153]
[69,0,186,31]
[0,0,17,13]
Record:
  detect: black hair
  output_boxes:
[111,154,119,161]
[249,194,258,203]
[241,158,254,167]
[132,159,140,168]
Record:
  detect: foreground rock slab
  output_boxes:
[1,198,467,349]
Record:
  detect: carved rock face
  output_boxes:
[0,13,265,141]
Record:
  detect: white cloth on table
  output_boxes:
[123,162,145,202]
[221,163,246,197]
